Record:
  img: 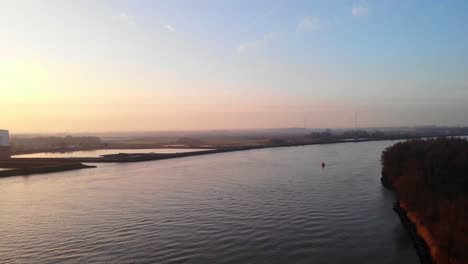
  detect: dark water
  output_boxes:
[0,140,418,264]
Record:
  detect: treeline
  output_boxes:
[308,127,468,141]
[11,136,104,152]
[309,129,384,139]
[381,138,468,264]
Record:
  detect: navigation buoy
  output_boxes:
[321,162,326,168]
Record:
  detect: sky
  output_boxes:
[1,0,468,133]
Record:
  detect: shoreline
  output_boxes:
[11,133,468,162]
[1,137,400,178]
[9,136,444,164]
[4,134,468,180]
[2,137,399,178]
[0,161,96,178]
[378,138,468,264]
[381,174,436,264]
[393,201,435,264]
[10,138,386,163]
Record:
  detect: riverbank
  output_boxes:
[11,138,388,163]
[2,137,397,178]
[12,133,468,162]
[0,160,95,178]
[3,137,399,178]
[381,138,468,264]
[382,177,435,264]
[393,201,435,264]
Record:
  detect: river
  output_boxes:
[0,140,418,263]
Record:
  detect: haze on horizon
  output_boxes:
[1,0,468,133]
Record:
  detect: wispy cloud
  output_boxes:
[352,1,369,17]
[298,16,320,31]
[236,32,276,55]
[112,12,134,22]
[165,25,175,32]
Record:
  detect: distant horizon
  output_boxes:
[7,124,468,136]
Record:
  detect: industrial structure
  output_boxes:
[0,129,11,159]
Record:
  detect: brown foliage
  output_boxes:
[382,138,468,264]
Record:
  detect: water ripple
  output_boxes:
[0,141,418,263]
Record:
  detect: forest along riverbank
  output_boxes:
[381,138,468,264]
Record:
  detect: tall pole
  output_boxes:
[354,111,358,130]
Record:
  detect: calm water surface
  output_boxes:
[13,148,209,158]
[0,141,418,264]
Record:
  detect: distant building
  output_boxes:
[0,129,11,159]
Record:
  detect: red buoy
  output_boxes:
[321,162,326,167]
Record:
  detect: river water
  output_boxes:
[0,140,418,264]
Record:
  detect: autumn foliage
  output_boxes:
[381,138,468,264]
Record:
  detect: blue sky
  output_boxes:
[1,0,468,132]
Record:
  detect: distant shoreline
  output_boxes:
[11,133,468,158]
[8,138,384,164]
[3,133,467,178]
[10,133,468,164]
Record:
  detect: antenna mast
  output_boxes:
[354,111,358,130]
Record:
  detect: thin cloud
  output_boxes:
[236,32,276,55]
[352,1,369,17]
[352,6,367,17]
[298,16,320,31]
[112,12,134,21]
[165,25,175,32]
